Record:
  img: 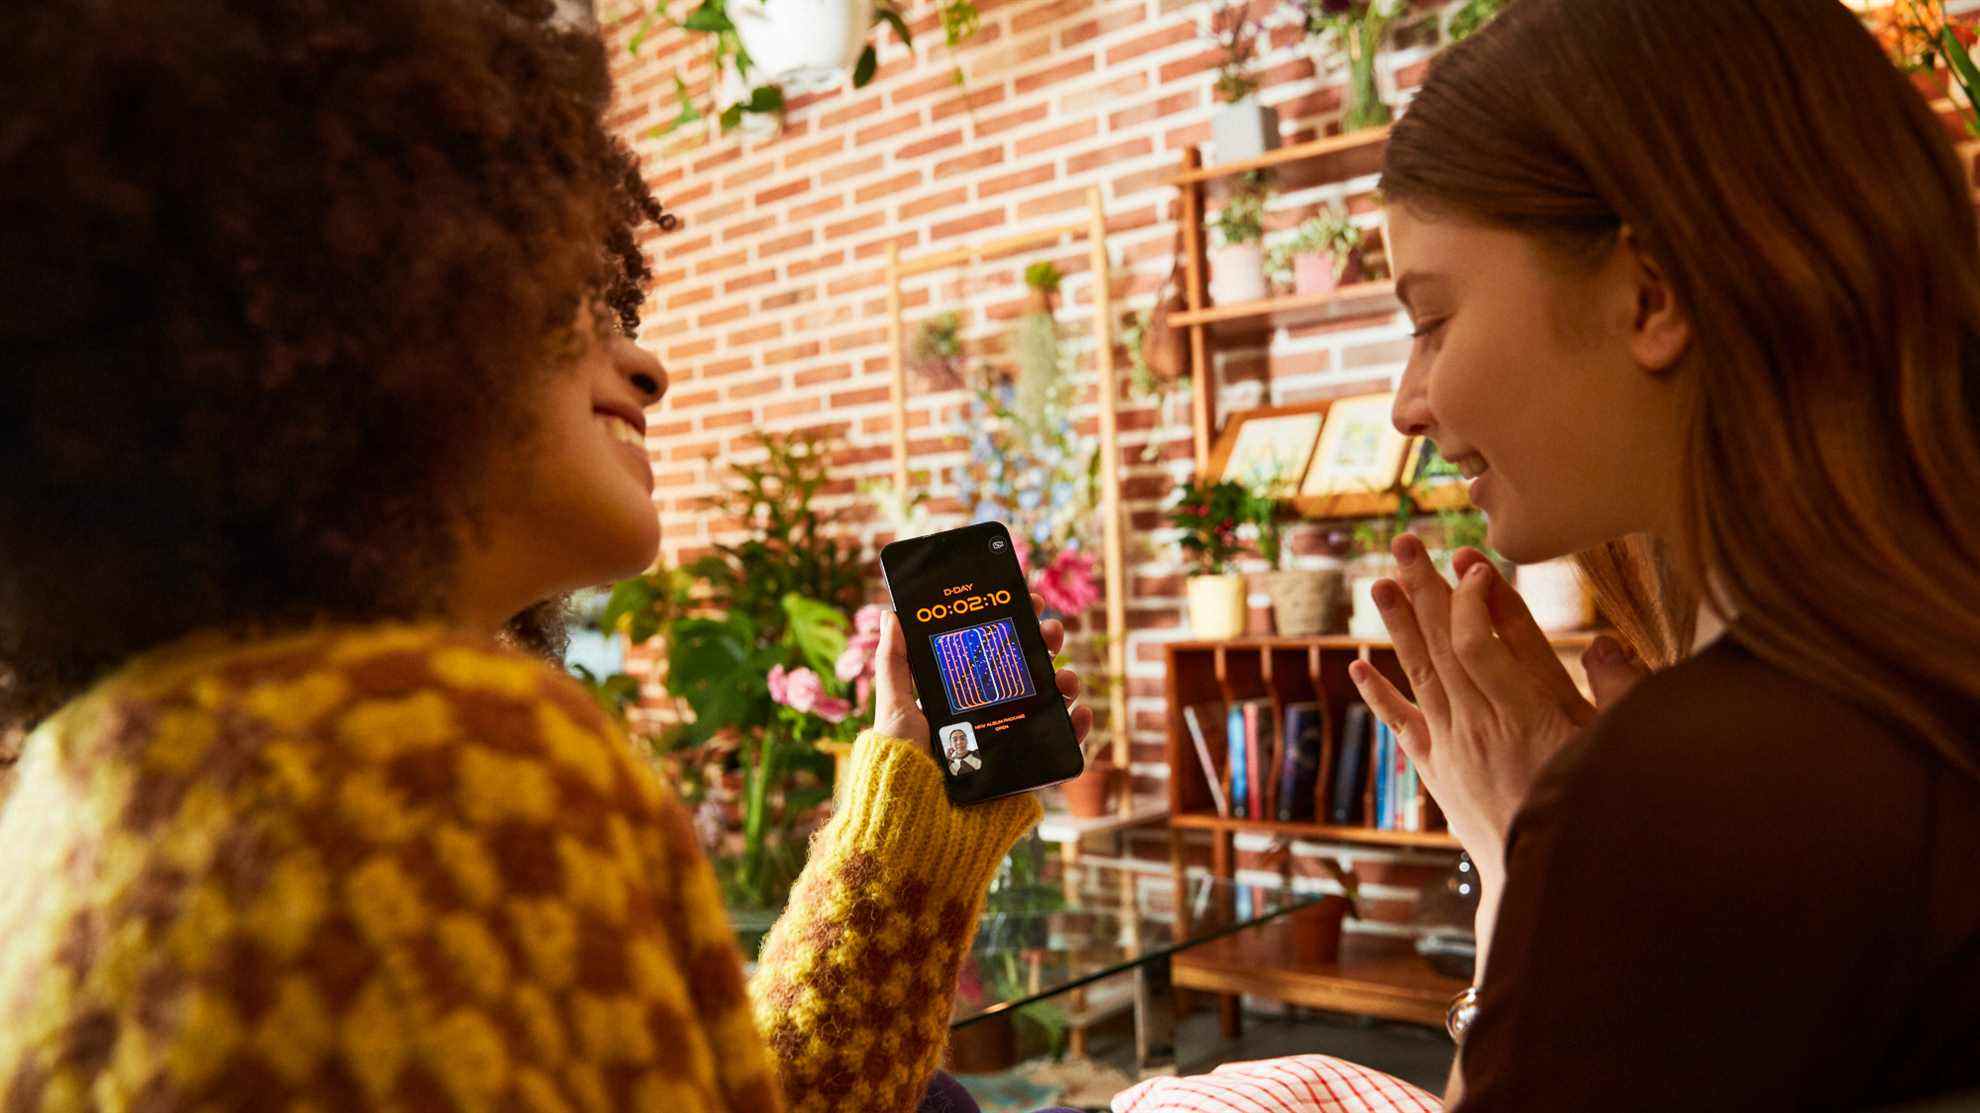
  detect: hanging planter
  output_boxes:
[728,0,876,93]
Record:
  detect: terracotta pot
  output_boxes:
[1186,572,1248,639]
[1061,760,1117,818]
[1293,251,1363,297]
[1290,895,1350,964]
[1244,575,1276,636]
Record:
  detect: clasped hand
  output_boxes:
[1348,535,1647,874]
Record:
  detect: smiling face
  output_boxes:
[455,314,670,630]
[1385,203,1691,565]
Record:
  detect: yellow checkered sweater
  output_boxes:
[0,624,1040,1112]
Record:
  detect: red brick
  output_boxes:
[788,193,846,222]
[930,209,1006,241]
[934,146,1005,180]
[890,70,961,105]
[854,171,923,205]
[1012,0,1084,34]
[1110,89,1199,131]
[726,321,781,347]
[931,85,1006,122]
[1014,54,1095,96]
[820,153,886,185]
[1060,72,1149,114]
[974,102,1049,138]
[856,111,923,146]
[1067,137,1151,176]
[722,269,777,295]
[825,211,887,240]
[759,287,816,311]
[721,214,775,242]
[1016,188,1086,219]
[666,388,718,409]
[897,128,965,161]
[852,230,919,260]
[795,363,854,387]
[821,96,883,130]
[754,177,810,206]
[830,385,892,407]
[693,248,748,277]
[701,354,753,377]
[789,249,847,278]
[1158,47,1222,84]
[665,285,715,311]
[765,397,822,421]
[977,163,1055,199]
[759,229,815,258]
[692,145,742,175]
[1013,118,1098,158]
[1106,22,1195,66]
[899,186,968,220]
[697,304,748,328]
[782,134,846,169]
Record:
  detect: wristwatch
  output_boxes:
[1446,985,1481,1043]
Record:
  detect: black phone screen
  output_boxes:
[880,521,1085,805]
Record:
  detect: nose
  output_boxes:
[613,336,668,407]
[1391,351,1434,438]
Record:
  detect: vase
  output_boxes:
[1348,557,1398,640]
[1186,572,1248,639]
[1060,759,1117,818]
[1211,95,1282,163]
[1516,557,1597,631]
[728,0,875,93]
[1208,242,1268,305]
[1341,19,1392,133]
[1261,568,1347,637]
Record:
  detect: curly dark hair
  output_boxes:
[0,0,675,728]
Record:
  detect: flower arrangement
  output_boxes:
[1168,477,1253,575]
[1210,0,1266,104]
[1872,1,1980,134]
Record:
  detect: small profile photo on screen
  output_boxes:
[940,721,982,776]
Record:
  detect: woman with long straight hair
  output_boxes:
[1347,0,1980,1107]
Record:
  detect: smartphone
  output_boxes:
[880,521,1085,805]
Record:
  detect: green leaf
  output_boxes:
[853,43,879,88]
[876,6,914,48]
[629,11,656,53]
[719,104,744,133]
[683,1,731,31]
[780,594,849,675]
[602,576,659,637]
[746,84,785,113]
[1941,27,1980,126]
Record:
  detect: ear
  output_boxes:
[1620,225,1692,374]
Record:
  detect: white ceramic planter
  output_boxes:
[1210,96,1281,163]
[1209,242,1268,305]
[729,0,876,93]
[1517,557,1596,631]
[1186,573,1248,639]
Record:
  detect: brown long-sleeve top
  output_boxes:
[1456,628,1980,1111]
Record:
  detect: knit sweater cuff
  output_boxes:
[830,729,1042,892]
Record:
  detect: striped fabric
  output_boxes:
[1113,1055,1442,1113]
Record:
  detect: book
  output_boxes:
[1262,701,1285,819]
[1242,701,1264,821]
[1182,703,1230,817]
[1228,704,1249,819]
[1374,720,1392,830]
[1329,703,1372,825]
[1277,701,1324,822]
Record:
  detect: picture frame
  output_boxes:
[1297,392,1411,500]
[1206,402,1329,497]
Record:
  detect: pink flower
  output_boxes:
[1010,535,1033,577]
[774,664,853,724]
[836,630,880,684]
[854,603,888,637]
[1035,547,1101,617]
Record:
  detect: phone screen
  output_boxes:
[880,521,1085,805]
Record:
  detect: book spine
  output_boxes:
[1228,704,1248,819]
[1244,702,1263,821]
[1373,721,1388,830]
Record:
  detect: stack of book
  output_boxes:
[1181,697,1435,833]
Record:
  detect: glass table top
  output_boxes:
[950,852,1322,1029]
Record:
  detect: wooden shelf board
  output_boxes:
[1170,811,1462,850]
[1168,126,1392,187]
[1163,629,1610,653]
[1174,926,1465,1029]
[1036,796,1170,843]
[1172,281,1399,339]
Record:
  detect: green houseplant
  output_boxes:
[1266,206,1365,296]
[1243,472,1347,636]
[1208,171,1271,305]
[1292,0,1408,133]
[1170,477,1252,638]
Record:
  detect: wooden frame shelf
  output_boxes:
[1173,923,1466,1030]
[1171,811,1461,850]
[1166,125,1392,194]
[1170,280,1399,340]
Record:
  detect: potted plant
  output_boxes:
[1169,477,1251,638]
[1444,0,1507,43]
[1266,206,1365,297]
[1291,0,1408,134]
[1059,750,1116,817]
[1245,481,1346,637]
[1208,172,1270,306]
[1346,488,1416,639]
[1208,0,1281,163]
[908,310,965,391]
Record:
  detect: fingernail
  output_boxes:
[1395,536,1418,566]
[1467,563,1488,583]
[1372,580,1397,609]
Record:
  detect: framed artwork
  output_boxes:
[1298,393,1411,499]
[1206,403,1329,497]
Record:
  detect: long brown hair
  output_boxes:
[1383,0,1980,770]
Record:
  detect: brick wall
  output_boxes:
[601,0,1450,777]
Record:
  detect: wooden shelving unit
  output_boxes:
[1172,922,1466,1029]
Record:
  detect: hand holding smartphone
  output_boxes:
[879,522,1085,806]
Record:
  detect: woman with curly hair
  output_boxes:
[0,2,1089,1110]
